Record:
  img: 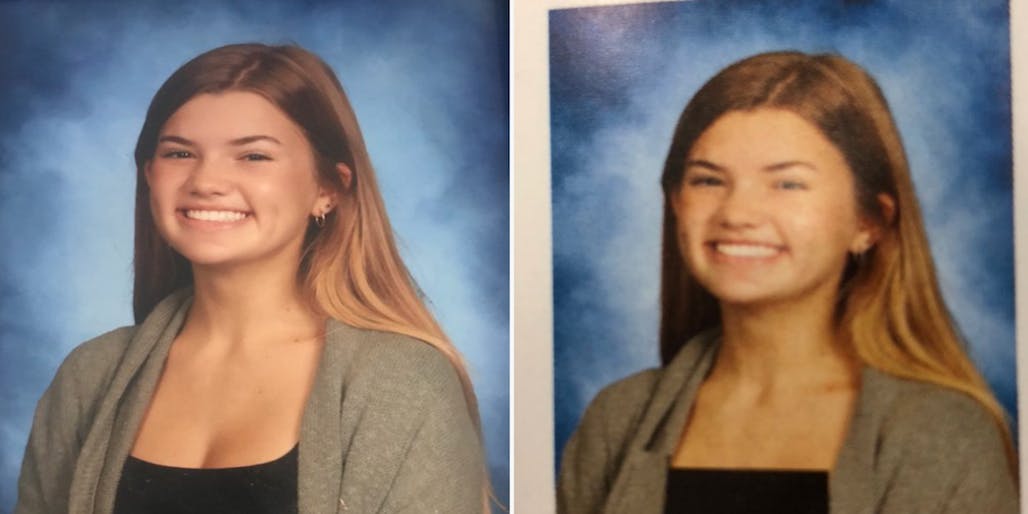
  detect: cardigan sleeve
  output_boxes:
[938,446,1018,514]
[14,328,132,514]
[338,336,485,514]
[557,370,659,514]
[376,345,485,513]
[15,354,83,514]
[875,383,1018,513]
[557,387,615,514]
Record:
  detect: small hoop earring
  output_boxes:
[314,213,327,227]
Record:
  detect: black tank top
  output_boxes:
[665,468,828,514]
[113,445,299,514]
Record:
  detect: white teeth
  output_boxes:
[715,243,779,258]
[184,210,248,222]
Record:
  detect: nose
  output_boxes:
[185,157,231,197]
[714,182,763,229]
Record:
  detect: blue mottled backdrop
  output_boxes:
[551,0,1014,460]
[0,0,508,509]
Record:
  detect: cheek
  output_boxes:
[673,206,708,270]
[146,182,177,242]
[674,198,712,243]
[146,174,177,211]
[787,197,862,256]
[251,177,282,200]
[249,172,299,202]
[267,175,320,218]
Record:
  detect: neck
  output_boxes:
[184,260,324,350]
[713,289,857,389]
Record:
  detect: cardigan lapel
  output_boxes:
[829,367,895,514]
[604,450,674,514]
[604,333,719,514]
[68,290,192,514]
[298,319,360,514]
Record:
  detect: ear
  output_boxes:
[876,193,896,225]
[336,162,353,190]
[312,186,339,217]
[311,163,353,217]
[143,160,153,184]
[850,193,896,254]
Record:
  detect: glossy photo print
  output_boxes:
[550,0,1016,503]
[0,1,508,511]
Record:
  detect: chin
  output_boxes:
[166,242,244,268]
[709,291,776,307]
[698,280,788,307]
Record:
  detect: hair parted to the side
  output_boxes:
[658,50,1015,471]
[132,43,492,507]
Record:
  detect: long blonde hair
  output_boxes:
[658,51,1015,470]
[131,44,489,501]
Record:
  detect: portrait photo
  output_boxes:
[0,0,508,511]
[543,0,1019,512]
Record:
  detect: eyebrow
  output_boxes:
[156,135,195,147]
[156,134,283,146]
[685,159,726,173]
[229,135,282,146]
[764,160,819,173]
[684,159,818,173]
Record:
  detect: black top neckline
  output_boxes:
[125,444,299,472]
[670,467,829,474]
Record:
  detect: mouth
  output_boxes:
[179,209,251,222]
[709,241,783,258]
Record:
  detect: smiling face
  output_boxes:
[670,108,874,309]
[146,91,334,270]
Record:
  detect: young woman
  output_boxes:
[16,43,486,514]
[558,51,1017,514]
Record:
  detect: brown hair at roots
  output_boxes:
[132,43,492,507]
[658,51,1015,472]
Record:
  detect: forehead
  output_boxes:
[688,108,845,168]
[160,91,308,144]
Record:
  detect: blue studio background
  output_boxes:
[0,0,508,509]
[551,1,1015,460]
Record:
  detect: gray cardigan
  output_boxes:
[16,290,484,514]
[557,331,1018,514]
